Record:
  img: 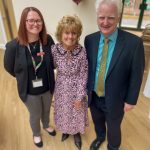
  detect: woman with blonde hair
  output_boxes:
[51,15,88,150]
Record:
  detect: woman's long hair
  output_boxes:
[17,7,47,45]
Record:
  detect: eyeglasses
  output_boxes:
[26,19,43,25]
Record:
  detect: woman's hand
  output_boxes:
[124,102,135,112]
[74,100,82,110]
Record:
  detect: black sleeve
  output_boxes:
[4,40,17,77]
[126,38,145,104]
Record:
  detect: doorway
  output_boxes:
[0,0,17,49]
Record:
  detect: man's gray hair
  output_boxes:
[95,0,123,16]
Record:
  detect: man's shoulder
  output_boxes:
[85,31,100,38]
[118,29,142,41]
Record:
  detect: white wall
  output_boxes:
[0,11,7,49]
[12,0,98,45]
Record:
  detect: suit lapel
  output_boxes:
[92,33,101,75]
[106,30,125,78]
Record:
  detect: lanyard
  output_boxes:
[27,42,44,78]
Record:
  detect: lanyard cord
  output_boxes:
[27,42,44,78]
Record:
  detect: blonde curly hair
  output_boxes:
[55,15,82,43]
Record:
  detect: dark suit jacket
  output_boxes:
[4,34,55,102]
[84,29,145,118]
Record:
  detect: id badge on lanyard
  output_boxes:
[32,78,43,88]
[27,42,44,88]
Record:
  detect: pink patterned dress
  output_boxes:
[51,43,88,134]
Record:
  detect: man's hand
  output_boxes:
[124,102,135,112]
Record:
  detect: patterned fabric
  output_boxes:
[51,43,88,134]
[96,38,109,97]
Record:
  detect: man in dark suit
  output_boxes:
[84,0,145,150]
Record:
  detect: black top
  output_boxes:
[26,41,49,95]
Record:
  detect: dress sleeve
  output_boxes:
[76,47,88,101]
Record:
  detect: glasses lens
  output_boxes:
[26,19,43,25]
[36,20,42,25]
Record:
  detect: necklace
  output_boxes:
[30,41,39,50]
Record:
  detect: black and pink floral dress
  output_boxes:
[51,43,88,134]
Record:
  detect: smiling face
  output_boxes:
[97,3,120,37]
[26,10,43,38]
[56,15,82,49]
[61,29,78,51]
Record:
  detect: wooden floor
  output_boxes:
[0,49,150,150]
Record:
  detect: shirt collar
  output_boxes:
[56,43,82,56]
[100,28,118,42]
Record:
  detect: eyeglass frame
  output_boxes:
[26,19,43,25]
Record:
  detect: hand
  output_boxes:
[124,102,135,112]
[74,100,82,110]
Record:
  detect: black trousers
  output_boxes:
[90,92,124,150]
